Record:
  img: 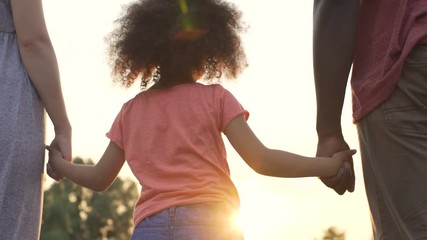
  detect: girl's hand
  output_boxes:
[329,149,357,187]
[331,149,357,166]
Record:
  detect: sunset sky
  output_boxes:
[43,0,372,239]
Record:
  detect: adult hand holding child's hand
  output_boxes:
[317,136,356,195]
[45,145,65,181]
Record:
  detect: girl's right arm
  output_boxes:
[46,141,126,192]
[224,115,356,178]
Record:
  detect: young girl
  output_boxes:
[46,0,356,239]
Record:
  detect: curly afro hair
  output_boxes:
[107,0,248,90]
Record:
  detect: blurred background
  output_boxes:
[41,0,372,239]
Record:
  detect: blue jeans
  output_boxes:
[357,45,427,240]
[131,202,244,240]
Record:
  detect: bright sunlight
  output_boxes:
[234,178,295,240]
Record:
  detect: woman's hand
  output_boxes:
[45,145,65,180]
[47,128,72,180]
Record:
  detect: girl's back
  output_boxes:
[107,83,248,225]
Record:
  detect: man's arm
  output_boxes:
[313,0,359,194]
[313,0,358,137]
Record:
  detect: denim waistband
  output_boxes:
[137,201,237,227]
[132,201,243,240]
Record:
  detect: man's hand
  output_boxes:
[317,135,355,195]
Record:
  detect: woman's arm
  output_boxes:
[224,115,355,178]
[11,0,72,162]
[47,141,126,192]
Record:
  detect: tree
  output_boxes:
[41,157,139,240]
[322,226,346,240]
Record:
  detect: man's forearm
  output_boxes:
[313,0,359,138]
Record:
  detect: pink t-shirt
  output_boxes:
[107,83,248,225]
[351,0,427,121]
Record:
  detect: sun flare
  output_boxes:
[232,179,293,240]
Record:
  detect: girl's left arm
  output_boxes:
[46,141,125,192]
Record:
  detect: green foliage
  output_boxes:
[41,157,139,240]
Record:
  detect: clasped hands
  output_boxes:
[317,137,355,195]
[46,132,72,181]
[322,158,355,195]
